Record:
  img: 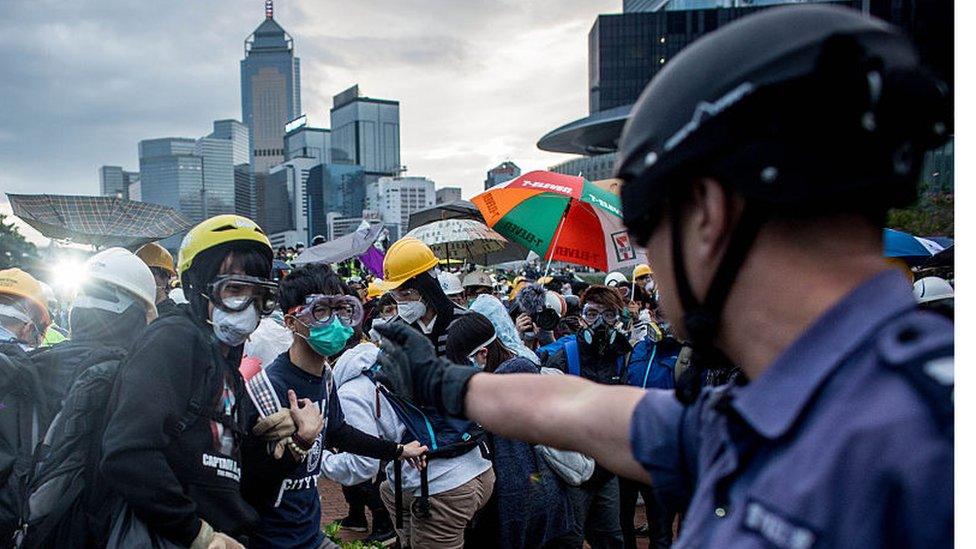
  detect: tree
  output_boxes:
[0,213,40,271]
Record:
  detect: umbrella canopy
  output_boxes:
[293,221,384,265]
[407,200,482,232]
[7,193,193,248]
[883,228,947,266]
[405,219,508,261]
[471,170,647,272]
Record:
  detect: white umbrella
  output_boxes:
[405,219,508,263]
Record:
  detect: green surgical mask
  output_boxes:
[306,317,354,357]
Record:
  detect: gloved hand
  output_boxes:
[373,323,479,418]
[253,409,296,441]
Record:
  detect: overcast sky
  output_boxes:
[0,0,619,211]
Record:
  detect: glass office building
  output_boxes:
[307,163,367,240]
[195,137,237,217]
[98,166,138,199]
[241,5,301,173]
[330,85,400,175]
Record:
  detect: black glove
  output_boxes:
[373,323,478,418]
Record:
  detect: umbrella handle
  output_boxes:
[544,203,572,277]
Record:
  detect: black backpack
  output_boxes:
[363,366,489,528]
[0,344,48,547]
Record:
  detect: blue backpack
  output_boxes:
[364,366,487,528]
[626,337,681,390]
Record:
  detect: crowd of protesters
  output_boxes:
[0,5,954,549]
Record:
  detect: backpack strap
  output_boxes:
[566,339,580,377]
[641,345,658,389]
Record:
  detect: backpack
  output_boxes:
[625,337,682,390]
[564,338,628,384]
[0,344,48,547]
[14,338,227,549]
[363,366,488,529]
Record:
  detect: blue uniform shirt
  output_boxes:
[249,352,346,549]
[630,270,953,548]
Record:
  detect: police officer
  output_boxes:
[371,5,952,548]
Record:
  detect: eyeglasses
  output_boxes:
[391,288,422,303]
[287,294,363,328]
[207,275,279,315]
[582,304,619,324]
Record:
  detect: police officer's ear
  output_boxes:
[686,177,746,265]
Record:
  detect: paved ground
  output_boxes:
[318,477,652,548]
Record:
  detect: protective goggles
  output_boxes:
[391,288,422,303]
[206,275,279,315]
[582,304,619,324]
[286,294,363,328]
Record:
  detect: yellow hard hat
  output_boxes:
[367,280,385,299]
[381,237,438,290]
[537,276,553,286]
[177,215,273,276]
[136,242,177,277]
[633,264,653,280]
[0,268,50,327]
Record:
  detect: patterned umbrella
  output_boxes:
[404,218,508,262]
[883,228,947,266]
[472,170,646,272]
[6,193,193,248]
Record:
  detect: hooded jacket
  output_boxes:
[320,343,492,496]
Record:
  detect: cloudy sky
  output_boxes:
[0,0,619,212]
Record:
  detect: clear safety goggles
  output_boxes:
[582,304,619,325]
[391,288,422,303]
[206,275,279,315]
[286,293,363,328]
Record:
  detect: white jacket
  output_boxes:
[320,343,492,496]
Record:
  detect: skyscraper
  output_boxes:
[195,137,236,217]
[484,161,521,190]
[98,166,139,199]
[209,119,254,219]
[210,119,250,166]
[366,176,435,239]
[284,120,331,165]
[241,0,301,174]
[307,163,367,240]
[138,138,204,248]
[330,85,400,175]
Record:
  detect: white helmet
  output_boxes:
[913,277,953,304]
[79,247,158,321]
[604,272,628,287]
[438,271,463,296]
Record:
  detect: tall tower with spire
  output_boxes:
[241,0,301,174]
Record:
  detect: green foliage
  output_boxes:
[0,213,40,271]
[887,192,954,237]
[322,522,386,549]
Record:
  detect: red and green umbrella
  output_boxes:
[471,170,646,272]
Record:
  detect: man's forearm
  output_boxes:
[464,373,651,482]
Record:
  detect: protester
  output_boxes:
[0,268,50,351]
[136,241,180,317]
[369,6,952,548]
[376,236,494,548]
[468,293,540,366]
[445,312,574,549]
[438,271,466,307]
[462,270,494,305]
[99,214,319,548]
[241,263,425,549]
[542,285,629,548]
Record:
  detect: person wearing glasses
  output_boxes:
[243,263,426,549]
[544,285,631,548]
[100,215,323,549]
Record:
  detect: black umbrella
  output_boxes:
[7,193,194,248]
[407,200,531,265]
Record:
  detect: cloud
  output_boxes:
[0,0,617,203]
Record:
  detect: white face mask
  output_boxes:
[211,305,259,347]
[644,280,656,293]
[397,300,426,324]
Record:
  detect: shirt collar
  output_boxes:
[729,269,916,439]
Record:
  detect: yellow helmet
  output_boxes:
[136,242,177,277]
[177,215,273,276]
[367,280,385,299]
[633,264,653,280]
[381,237,438,290]
[0,268,50,327]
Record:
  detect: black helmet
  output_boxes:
[617,4,949,245]
[613,5,950,393]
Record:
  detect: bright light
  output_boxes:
[51,258,88,293]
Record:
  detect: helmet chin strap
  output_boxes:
[669,199,767,404]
